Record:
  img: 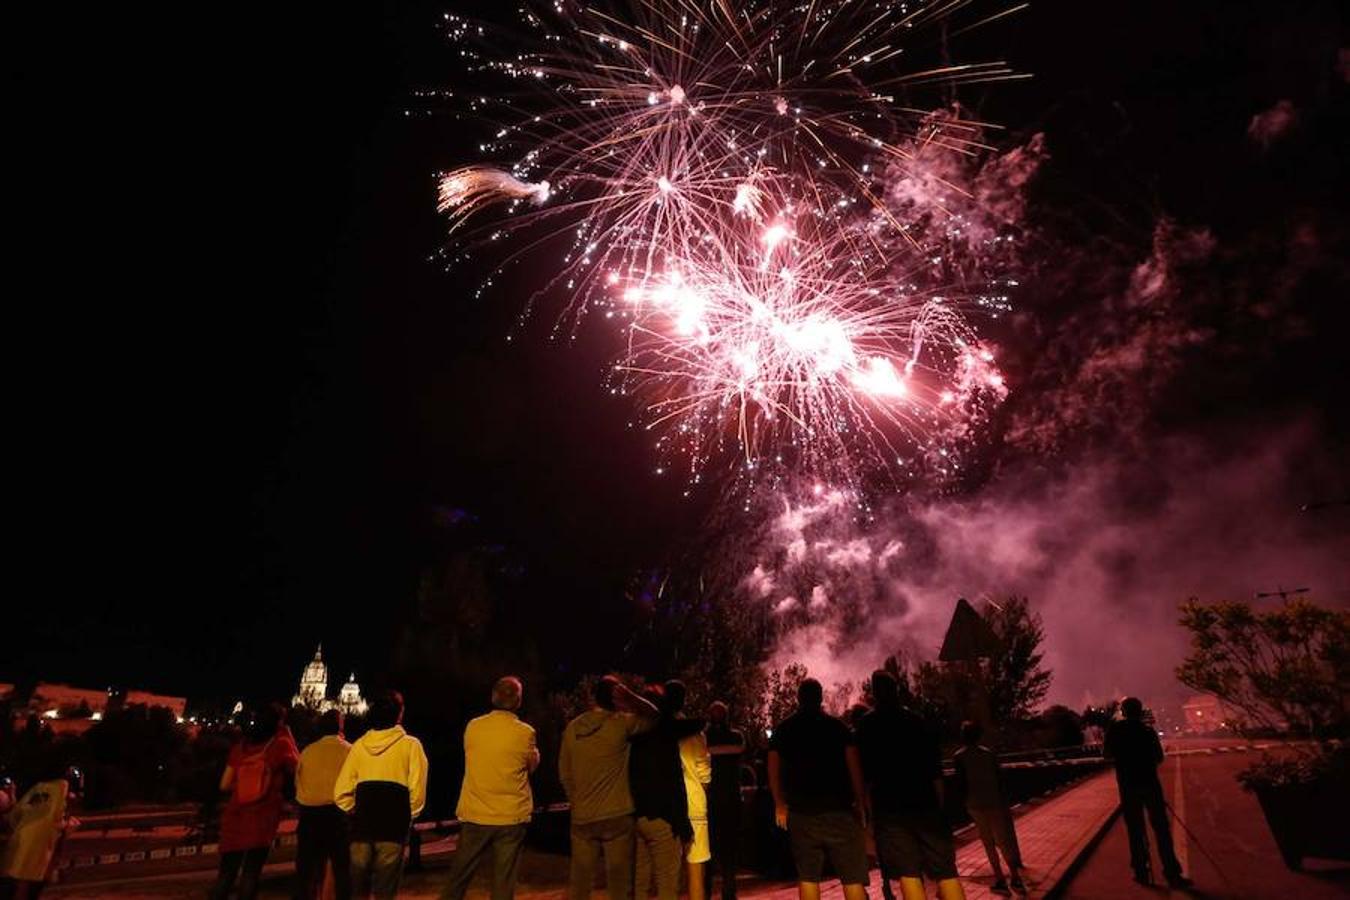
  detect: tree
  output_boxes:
[873,599,1053,746]
[1176,596,1348,739]
[1033,705,1085,748]
[762,664,807,736]
[980,596,1053,723]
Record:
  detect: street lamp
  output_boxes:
[1253,587,1310,603]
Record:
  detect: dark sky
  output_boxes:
[11,1,1347,704]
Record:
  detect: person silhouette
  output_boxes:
[1103,697,1190,888]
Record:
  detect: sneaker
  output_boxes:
[1166,874,1193,888]
[990,879,1012,895]
[1009,876,1027,893]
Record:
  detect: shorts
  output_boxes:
[787,810,869,885]
[687,818,711,863]
[874,810,957,880]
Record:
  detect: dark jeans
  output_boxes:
[569,814,635,900]
[707,796,740,900]
[1119,779,1182,879]
[210,846,270,900]
[0,878,47,900]
[295,805,351,900]
[350,840,405,900]
[439,822,529,900]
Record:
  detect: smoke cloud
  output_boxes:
[758,421,1348,710]
[748,95,1350,713]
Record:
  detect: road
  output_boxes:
[1062,747,1349,900]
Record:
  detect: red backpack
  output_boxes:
[233,739,273,805]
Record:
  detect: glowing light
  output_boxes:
[762,222,791,251]
[852,357,909,399]
[733,182,761,218]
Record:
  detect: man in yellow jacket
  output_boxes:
[438,676,541,900]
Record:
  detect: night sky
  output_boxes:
[12,1,1347,706]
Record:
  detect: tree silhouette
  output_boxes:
[980,596,1053,723]
[1177,596,1348,739]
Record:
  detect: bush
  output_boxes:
[1236,749,1343,791]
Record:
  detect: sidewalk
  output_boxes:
[952,771,1119,899]
[742,770,1120,900]
[49,773,1121,899]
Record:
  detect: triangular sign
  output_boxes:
[938,597,1001,661]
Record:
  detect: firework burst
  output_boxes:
[435,0,1029,491]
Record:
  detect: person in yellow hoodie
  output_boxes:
[335,690,428,900]
[295,709,352,900]
[0,762,76,899]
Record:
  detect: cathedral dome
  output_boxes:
[292,644,330,710]
[300,645,328,686]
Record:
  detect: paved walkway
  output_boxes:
[951,771,1118,899]
[1062,750,1350,899]
[739,771,1119,900]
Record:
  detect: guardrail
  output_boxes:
[56,757,1109,876]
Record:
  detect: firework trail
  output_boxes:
[438,166,551,233]
[436,0,1028,490]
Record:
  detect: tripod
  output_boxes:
[1161,798,1236,893]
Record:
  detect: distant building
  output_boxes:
[124,690,187,719]
[1182,693,1234,734]
[291,645,368,716]
[337,673,367,716]
[295,645,330,709]
[1,682,187,735]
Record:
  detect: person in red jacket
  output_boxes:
[211,703,300,900]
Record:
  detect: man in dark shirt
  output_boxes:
[856,672,965,900]
[768,678,869,900]
[629,685,703,900]
[1103,697,1188,888]
[706,701,745,900]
